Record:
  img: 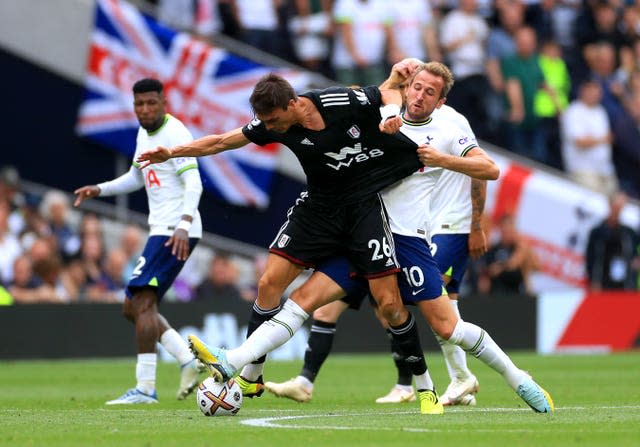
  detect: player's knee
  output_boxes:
[376,298,405,325]
[131,289,157,317]
[122,301,135,322]
[257,273,287,305]
[289,287,316,311]
[431,319,456,340]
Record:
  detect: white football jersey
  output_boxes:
[132,114,203,238]
[381,108,477,237]
[428,105,477,236]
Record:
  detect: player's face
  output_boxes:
[257,100,296,133]
[134,91,166,131]
[404,70,446,121]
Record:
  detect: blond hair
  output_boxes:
[410,61,455,99]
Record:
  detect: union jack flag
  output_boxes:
[76,0,311,207]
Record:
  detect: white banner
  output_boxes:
[485,151,640,293]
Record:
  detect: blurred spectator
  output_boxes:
[79,233,106,285]
[576,1,629,58]
[288,0,333,75]
[548,0,582,82]
[29,236,56,264]
[158,0,196,31]
[119,224,144,283]
[478,214,539,296]
[534,39,571,170]
[586,41,627,122]
[7,255,42,303]
[39,190,81,261]
[32,255,77,303]
[0,200,22,285]
[241,252,268,302]
[485,1,525,144]
[331,0,398,86]
[440,0,491,140]
[0,166,23,213]
[157,0,221,37]
[10,193,48,250]
[233,0,289,57]
[501,26,548,164]
[560,79,618,195]
[390,0,441,63]
[611,91,640,199]
[79,213,103,239]
[85,248,127,303]
[585,191,640,290]
[194,252,244,301]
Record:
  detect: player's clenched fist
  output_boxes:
[417,144,443,167]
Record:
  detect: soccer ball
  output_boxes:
[196,377,243,416]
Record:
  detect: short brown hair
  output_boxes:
[249,73,297,115]
[410,61,455,99]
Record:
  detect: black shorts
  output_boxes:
[269,192,399,277]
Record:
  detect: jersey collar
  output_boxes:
[401,115,432,127]
[146,114,170,136]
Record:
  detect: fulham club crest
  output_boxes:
[277,234,291,248]
[347,125,360,139]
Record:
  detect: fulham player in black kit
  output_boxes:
[137,70,430,399]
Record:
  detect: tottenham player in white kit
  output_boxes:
[264,103,485,406]
[74,79,204,404]
[426,104,486,407]
[187,61,555,414]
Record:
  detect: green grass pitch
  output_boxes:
[1,352,639,447]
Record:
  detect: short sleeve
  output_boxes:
[242,117,277,146]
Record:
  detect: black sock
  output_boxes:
[247,301,282,364]
[300,319,336,383]
[386,329,413,386]
[388,313,427,376]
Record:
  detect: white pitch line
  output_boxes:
[240,405,640,432]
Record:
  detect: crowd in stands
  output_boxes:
[0,165,266,305]
[1,161,637,305]
[149,0,640,199]
[4,0,640,303]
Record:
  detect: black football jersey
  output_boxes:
[242,86,421,205]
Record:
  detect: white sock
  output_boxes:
[438,300,473,381]
[136,353,157,395]
[160,329,194,366]
[448,320,527,390]
[229,300,309,372]
[240,364,264,381]
[414,372,434,391]
[395,384,413,393]
[294,375,314,390]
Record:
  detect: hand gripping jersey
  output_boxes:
[381,108,478,238]
[242,86,422,206]
[132,114,203,237]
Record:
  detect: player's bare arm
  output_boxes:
[468,178,487,259]
[379,58,423,90]
[417,146,499,180]
[136,127,250,168]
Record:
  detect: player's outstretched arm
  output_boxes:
[136,127,250,168]
[417,146,500,180]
